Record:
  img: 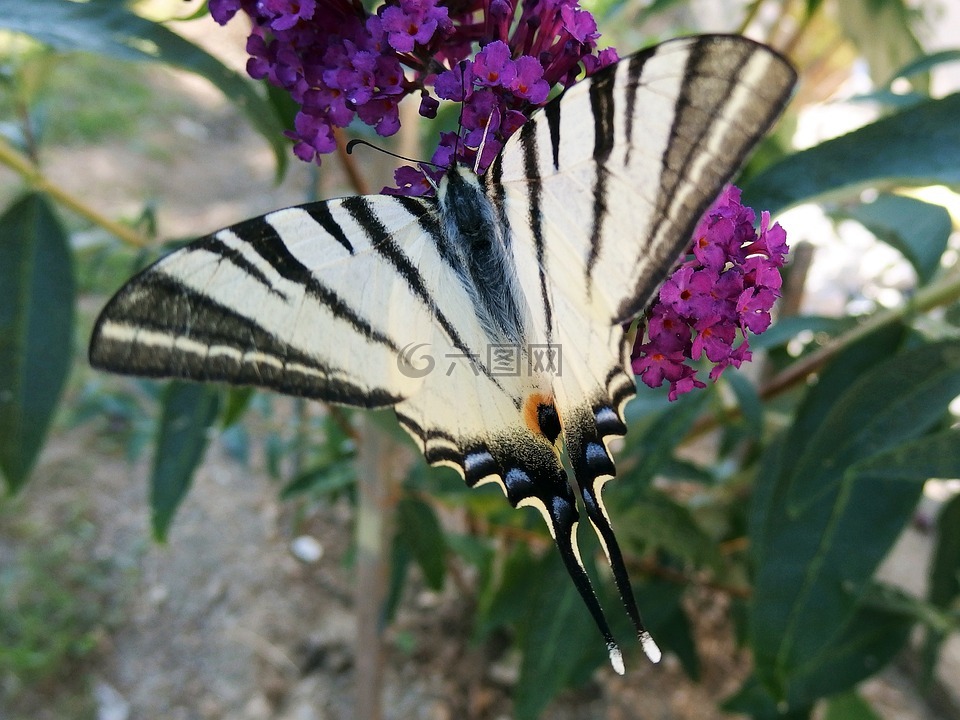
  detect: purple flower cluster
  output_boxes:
[207,1,615,192]
[631,186,789,401]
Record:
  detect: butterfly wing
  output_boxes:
[487,34,796,655]
[92,195,488,406]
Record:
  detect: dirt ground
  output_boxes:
[2,13,958,720]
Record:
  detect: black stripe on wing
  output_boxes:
[585,70,616,285]
[200,223,402,354]
[519,121,554,346]
[615,36,796,323]
[90,275,403,407]
[342,196,504,388]
[303,201,356,254]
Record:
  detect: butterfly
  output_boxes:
[89,34,796,673]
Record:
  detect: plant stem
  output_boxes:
[0,136,150,248]
[761,267,960,398]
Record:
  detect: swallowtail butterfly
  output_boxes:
[90,34,796,672]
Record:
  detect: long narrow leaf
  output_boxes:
[838,193,951,285]
[742,94,960,213]
[151,382,220,540]
[0,193,74,492]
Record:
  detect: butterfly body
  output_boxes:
[90,35,796,672]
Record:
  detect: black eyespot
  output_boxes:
[538,403,561,443]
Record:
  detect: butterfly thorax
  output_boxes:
[438,165,527,349]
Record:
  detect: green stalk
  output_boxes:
[0,136,150,248]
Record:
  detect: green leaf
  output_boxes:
[617,488,723,572]
[886,48,960,85]
[514,551,604,720]
[722,675,813,720]
[220,386,254,428]
[0,0,288,177]
[929,492,960,609]
[474,543,539,641]
[837,0,925,90]
[838,194,951,284]
[724,370,762,439]
[787,341,960,508]
[151,382,220,540]
[396,496,446,591]
[824,691,883,720]
[280,459,355,499]
[383,537,411,625]
[784,604,912,702]
[746,334,960,700]
[620,390,710,491]
[741,94,960,214]
[0,193,74,493]
[780,323,905,478]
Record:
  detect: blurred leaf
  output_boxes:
[475,543,538,641]
[784,604,912,703]
[514,551,604,720]
[634,0,686,20]
[838,194,950,284]
[742,94,960,214]
[620,390,709,490]
[632,578,699,679]
[837,0,924,90]
[724,370,762,439]
[151,382,220,540]
[750,315,853,351]
[220,386,254,428]
[0,0,288,177]
[722,675,813,720]
[0,193,73,493]
[787,341,960,508]
[860,580,954,633]
[384,536,411,625]
[618,488,722,572]
[886,48,960,85]
[397,496,446,591]
[824,691,883,720]
[929,492,960,609]
[280,459,355,499]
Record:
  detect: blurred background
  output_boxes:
[1,1,960,719]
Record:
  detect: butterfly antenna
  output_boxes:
[566,410,662,664]
[454,59,469,168]
[346,139,442,169]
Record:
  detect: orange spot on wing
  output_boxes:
[522,392,558,437]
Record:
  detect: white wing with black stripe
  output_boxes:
[90,34,796,673]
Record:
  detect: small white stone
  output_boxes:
[290,535,324,563]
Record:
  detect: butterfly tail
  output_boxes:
[565,406,663,664]
[500,455,625,674]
